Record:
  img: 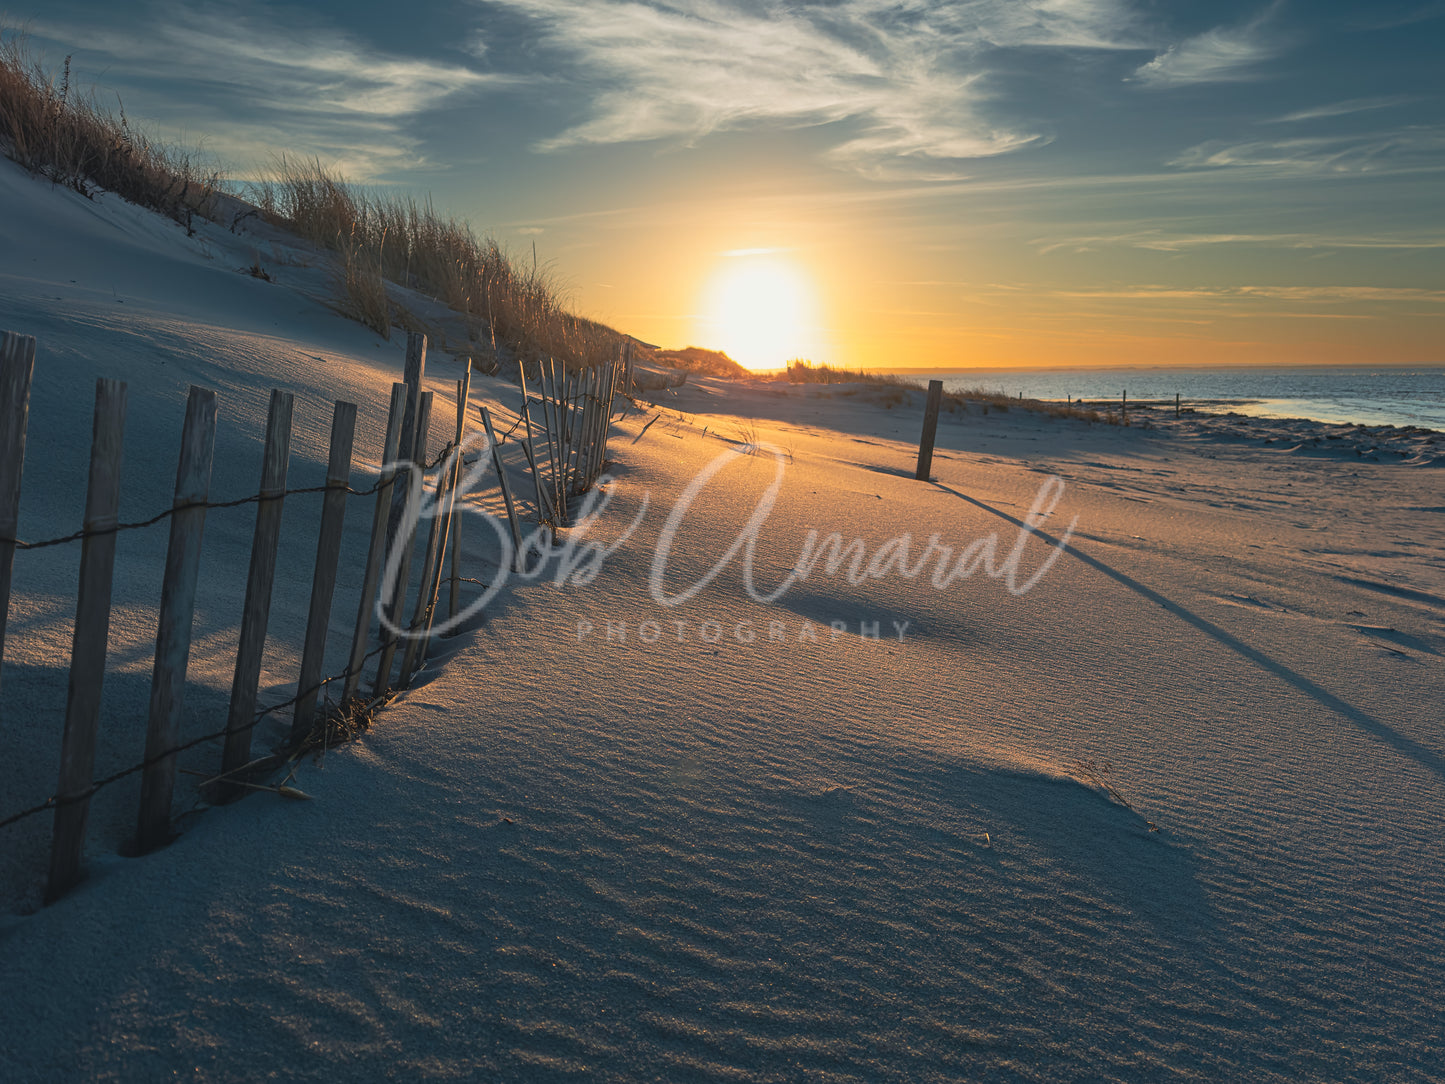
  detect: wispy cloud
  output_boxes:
[1169,129,1445,174]
[478,0,1146,176]
[1264,96,1420,124]
[1132,2,1284,87]
[1347,2,1445,31]
[1035,229,1445,254]
[1053,284,1445,304]
[28,4,506,176]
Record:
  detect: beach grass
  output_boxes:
[249,156,625,368]
[782,360,1110,423]
[0,32,223,231]
[0,31,624,369]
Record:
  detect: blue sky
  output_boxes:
[8,0,1444,369]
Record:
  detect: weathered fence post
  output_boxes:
[435,365,472,633]
[374,391,432,695]
[46,378,127,901]
[617,340,633,413]
[915,379,944,481]
[0,331,37,699]
[544,357,567,519]
[343,382,408,702]
[221,390,294,786]
[136,385,217,855]
[292,400,358,740]
[393,333,427,503]
[447,506,463,621]
[574,369,597,488]
[515,364,553,541]
[401,365,471,680]
[564,369,582,494]
[479,405,525,570]
[586,366,606,485]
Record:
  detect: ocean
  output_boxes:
[900,366,1445,432]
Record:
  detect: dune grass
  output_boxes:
[249,156,624,366]
[0,32,222,232]
[778,359,902,386]
[783,361,1111,423]
[0,33,623,368]
[642,346,750,379]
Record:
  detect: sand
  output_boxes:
[1,157,1443,1081]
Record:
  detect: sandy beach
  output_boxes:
[2,159,1445,1081]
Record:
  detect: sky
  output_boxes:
[6,0,1445,371]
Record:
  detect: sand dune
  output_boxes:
[1,159,1443,1081]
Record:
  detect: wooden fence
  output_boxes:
[0,328,632,904]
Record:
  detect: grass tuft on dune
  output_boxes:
[0,29,626,370]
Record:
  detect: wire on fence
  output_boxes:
[1,444,458,552]
[0,385,603,836]
[0,435,495,834]
[0,639,398,833]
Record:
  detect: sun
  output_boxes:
[698,252,823,371]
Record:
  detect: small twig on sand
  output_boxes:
[1071,759,1160,832]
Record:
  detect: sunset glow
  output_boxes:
[13,1,1441,372]
[698,253,824,371]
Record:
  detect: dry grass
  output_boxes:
[0,32,223,231]
[788,362,1110,424]
[949,384,1107,424]
[643,345,750,379]
[780,359,904,386]
[251,156,624,367]
[0,35,626,368]
[338,233,391,339]
[1070,759,1159,832]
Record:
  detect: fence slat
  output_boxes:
[401,366,470,681]
[533,359,559,517]
[344,382,408,701]
[448,498,463,621]
[0,330,37,701]
[422,365,472,654]
[427,367,472,640]
[544,357,566,520]
[374,391,432,695]
[596,354,620,474]
[480,405,525,571]
[46,378,127,901]
[385,332,427,557]
[515,364,553,541]
[135,385,218,855]
[567,370,588,492]
[292,400,358,739]
[221,390,294,785]
[583,367,604,486]
[399,464,452,683]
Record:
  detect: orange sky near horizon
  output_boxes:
[563,220,1445,373]
[18,0,1441,376]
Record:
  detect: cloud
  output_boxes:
[1034,229,1445,254]
[1169,129,1445,174]
[477,0,1145,175]
[1348,2,1445,31]
[1053,284,1445,304]
[1265,96,1419,124]
[1132,2,1284,87]
[27,4,507,177]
